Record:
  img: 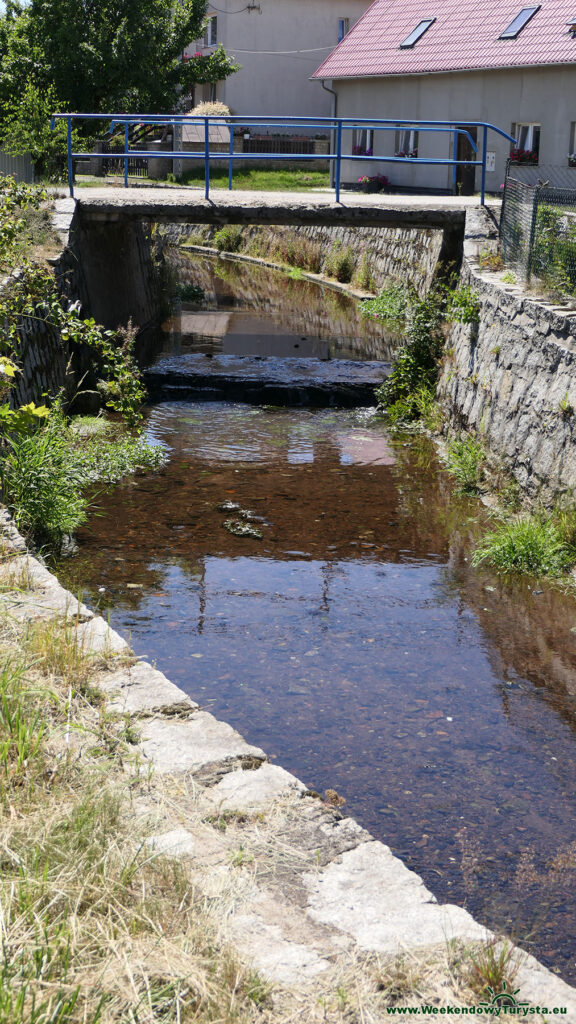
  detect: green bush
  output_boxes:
[443,435,486,493]
[353,252,376,292]
[444,285,480,324]
[360,283,411,328]
[324,241,356,283]
[375,290,444,423]
[472,512,576,576]
[1,418,88,546]
[213,225,244,253]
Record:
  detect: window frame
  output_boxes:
[510,122,541,164]
[203,15,218,47]
[399,18,436,49]
[499,6,540,40]
[395,128,419,158]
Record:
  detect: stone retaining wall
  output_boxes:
[159,221,447,295]
[438,225,576,501]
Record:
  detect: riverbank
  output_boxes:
[2,509,575,1022]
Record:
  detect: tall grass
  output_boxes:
[472,510,576,576]
[0,418,88,546]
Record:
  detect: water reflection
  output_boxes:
[58,404,576,983]
[142,252,400,365]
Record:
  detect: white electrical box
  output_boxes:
[485,152,496,172]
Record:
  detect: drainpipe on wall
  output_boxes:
[321,80,338,188]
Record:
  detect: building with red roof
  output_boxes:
[312,1,576,190]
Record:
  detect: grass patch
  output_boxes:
[472,509,576,577]
[324,240,356,283]
[443,435,487,493]
[177,166,330,192]
[1,412,166,549]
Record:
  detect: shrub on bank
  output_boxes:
[472,510,576,576]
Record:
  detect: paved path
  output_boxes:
[68,186,499,229]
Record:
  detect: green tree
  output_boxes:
[0,0,239,117]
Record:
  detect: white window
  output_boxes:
[511,122,540,162]
[338,18,349,41]
[395,128,419,157]
[204,15,217,46]
[352,128,373,156]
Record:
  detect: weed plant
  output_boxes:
[472,510,576,576]
[213,224,244,253]
[444,435,486,493]
[360,282,411,329]
[324,240,356,283]
[375,289,445,425]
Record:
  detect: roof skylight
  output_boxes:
[499,5,541,39]
[399,18,436,49]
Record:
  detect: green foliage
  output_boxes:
[0,175,48,268]
[472,510,576,576]
[69,418,166,484]
[0,265,146,426]
[353,252,376,292]
[213,224,244,253]
[0,414,89,545]
[443,435,486,493]
[376,290,445,424]
[0,401,50,435]
[531,204,576,297]
[360,282,411,328]
[324,240,356,283]
[0,82,76,177]
[444,284,480,324]
[176,281,205,302]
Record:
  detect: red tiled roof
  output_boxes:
[312,0,576,79]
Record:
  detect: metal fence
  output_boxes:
[0,151,35,184]
[501,175,576,294]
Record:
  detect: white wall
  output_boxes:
[333,65,576,192]
[187,0,369,127]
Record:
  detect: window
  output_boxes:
[352,128,373,156]
[395,128,419,157]
[499,6,540,39]
[338,18,350,42]
[399,18,436,49]
[203,15,217,46]
[510,122,540,163]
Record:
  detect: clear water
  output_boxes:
[58,402,576,984]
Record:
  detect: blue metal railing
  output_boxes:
[50,113,517,205]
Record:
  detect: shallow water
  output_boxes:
[142,252,399,365]
[58,402,576,984]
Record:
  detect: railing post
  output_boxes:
[67,118,74,198]
[124,122,129,188]
[204,118,210,200]
[228,122,234,190]
[526,185,540,283]
[481,124,488,206]
[452,129,458,193]
[335,120,342,203]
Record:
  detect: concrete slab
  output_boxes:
[202,763,307,811]
[0,555,93,621]
[95,660,197,716]
[138,713,266,774]
[227,912,331,984]
[145,828,197,857]
[304,841,487,952]
[75,615,130,655]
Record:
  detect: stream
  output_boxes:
[58,253,576,984]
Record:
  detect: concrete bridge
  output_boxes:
[54,186,499,340]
